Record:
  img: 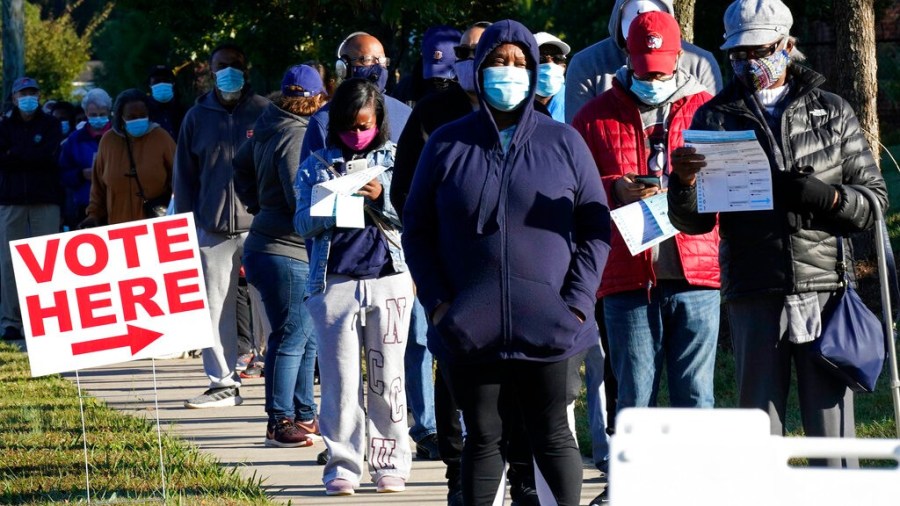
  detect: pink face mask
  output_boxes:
[338,127,379,152]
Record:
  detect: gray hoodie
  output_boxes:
[233,102,309,261]
[564,0,723,123]
[173,90,269,234]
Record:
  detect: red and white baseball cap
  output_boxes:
[626,11,681,76]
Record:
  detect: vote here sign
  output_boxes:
[10,214,214,377]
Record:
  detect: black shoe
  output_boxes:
[316,448,330,465]
[589,486,610,506]
[509,481,540,506]
[415,433,441,460]
[1,327,22,341]
[447,488,464,506]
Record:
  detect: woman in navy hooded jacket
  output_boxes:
[403,20,611,506]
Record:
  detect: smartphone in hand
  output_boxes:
[633,175,661,188]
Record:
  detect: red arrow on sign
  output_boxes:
[71,325,164,356]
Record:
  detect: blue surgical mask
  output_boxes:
[17,96,39,114]
[125,118,150,137]
[482,66,532,112]
[215,67,245,94]
[454,60,476,93]
[536,63,565,98]
[630,75,678,106]
[61,121,70,136]
[350,64,389,92]
[88,116,109,130]
[151,82,174,103]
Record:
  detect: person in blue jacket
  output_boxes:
[402,20,612,506]
[59,88,112,230]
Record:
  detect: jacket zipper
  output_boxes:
[499,147,511,349]
[227,112,236,236]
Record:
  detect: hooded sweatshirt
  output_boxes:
[233,102,309,261]
[173,90,269,234]
[564,0,723,123]
[402,20,612,365]
[86,123,174,225]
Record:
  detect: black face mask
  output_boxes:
[431,78,452,91]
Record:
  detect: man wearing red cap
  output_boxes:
[573,14,720,497]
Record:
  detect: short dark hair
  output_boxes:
[326,78,389,150]
[112,89,151,132]
[209,43,247,64]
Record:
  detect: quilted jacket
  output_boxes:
[574,72,720,298]
[668,65,887,300]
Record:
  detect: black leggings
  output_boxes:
[449,357,582,506]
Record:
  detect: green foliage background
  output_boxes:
[0,1,91,99]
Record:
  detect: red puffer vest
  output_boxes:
[574,79,720,298]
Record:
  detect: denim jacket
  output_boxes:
[293,141,405,297]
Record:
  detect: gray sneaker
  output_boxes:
[184,387,242,408]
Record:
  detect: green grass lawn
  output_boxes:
[0,342,271,505]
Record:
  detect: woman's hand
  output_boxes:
[356,178,383,201]
[614,173,660,205]
[78,216,99,229]
[670,147,706,187]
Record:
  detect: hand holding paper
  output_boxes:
[310,165,388,228]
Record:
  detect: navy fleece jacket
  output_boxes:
[402,19,612,364]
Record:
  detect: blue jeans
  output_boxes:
[583,341,610,466]
[243,251,318,422]
[405,298,437,441]
[604,281,718,410]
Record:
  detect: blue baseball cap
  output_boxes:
[12,77,39,94]
[281,65,325,97]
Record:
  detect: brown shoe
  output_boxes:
[265,418,313,448]
[295,417,322,440]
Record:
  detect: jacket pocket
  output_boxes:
[509,274,582,357]
[436,282,503,359]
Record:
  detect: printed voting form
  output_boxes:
[610,193,678,256]
[310,165,388,228]
[683,130,773,213]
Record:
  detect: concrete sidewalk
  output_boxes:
[70,357,607,505]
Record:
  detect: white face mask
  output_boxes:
[620,0,666,40]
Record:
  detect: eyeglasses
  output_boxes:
[454,45,477,61]
[728,39,785,61]
[346,55,391,67]
[539,54,566,65]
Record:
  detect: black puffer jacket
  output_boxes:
[668,65,887,300]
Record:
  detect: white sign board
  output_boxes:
[11,214,214,377]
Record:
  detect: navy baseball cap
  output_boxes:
[12,77,39,93]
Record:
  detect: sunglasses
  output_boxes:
[728,39,785,61]
[539,54,567,65]
[454,45,477,60]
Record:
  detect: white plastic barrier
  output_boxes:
[610,408,900,506]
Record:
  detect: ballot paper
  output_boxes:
[310,165,388,228]
[610,193,678,256]
[683,130,773,213]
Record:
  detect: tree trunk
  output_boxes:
[834,0,880,166]
[673,0,696,44]
[2,0,25,105]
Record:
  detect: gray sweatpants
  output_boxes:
[198,229,247,389]
[727,293,857,467]
[0,204,60,333]
[305,272,414,486]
